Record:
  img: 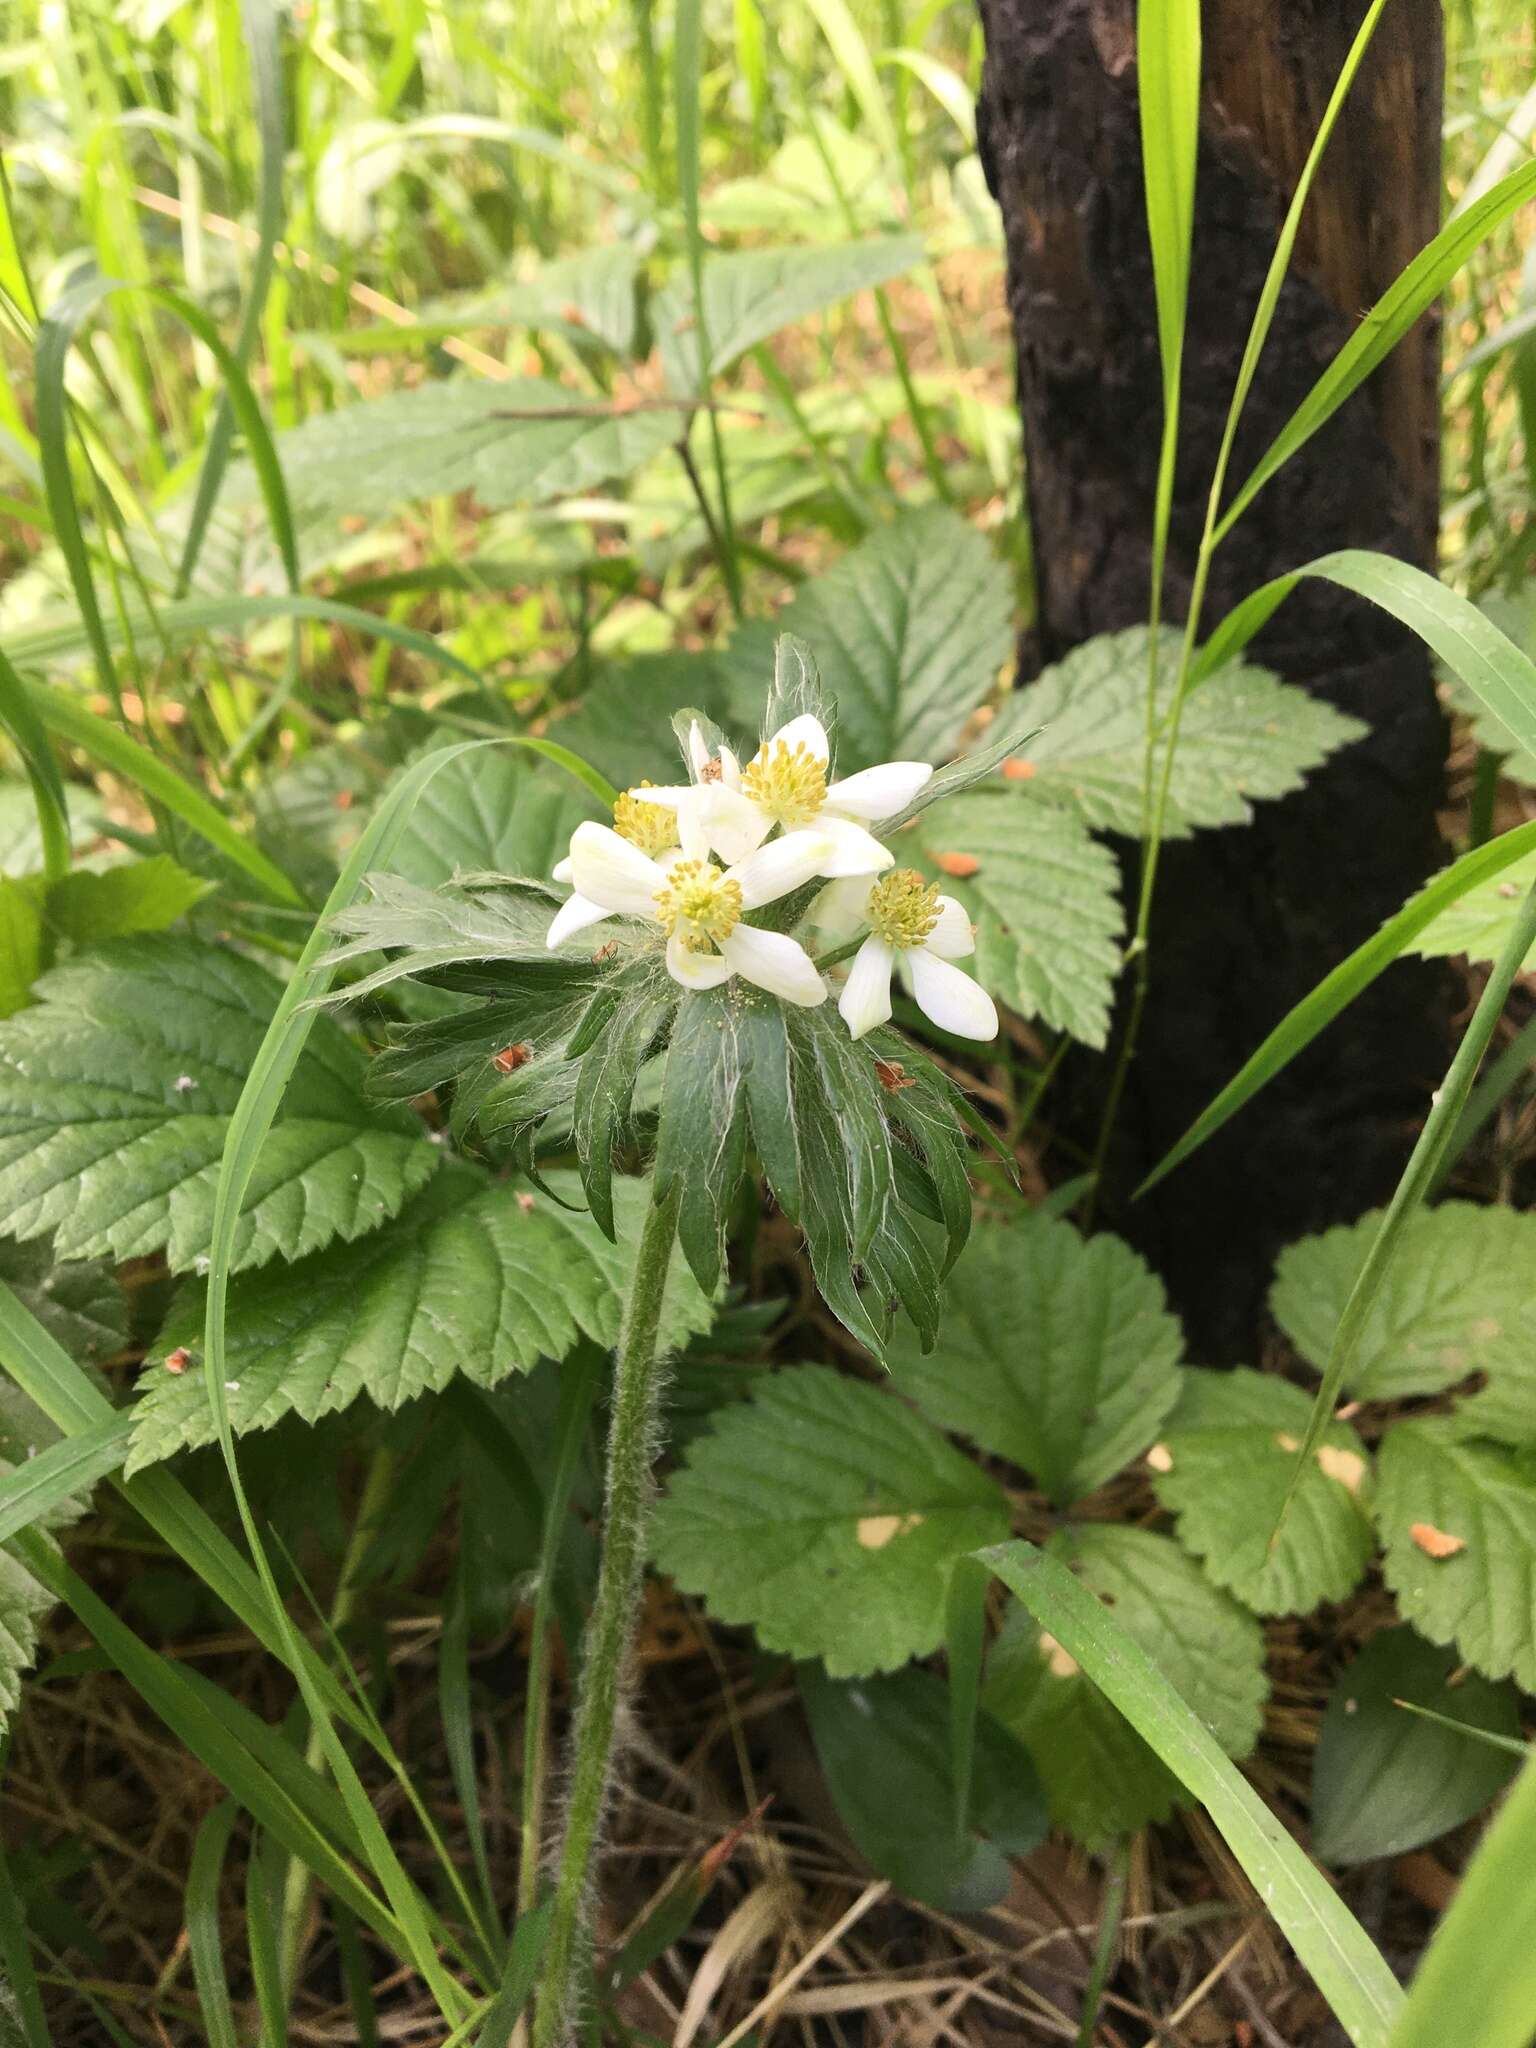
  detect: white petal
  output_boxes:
[567,822,665,919]
[547,892,613,949]
[627,783,694,811]
[837,935,895,1039]
[904,948,999,1040]
[666,931,733,990]
[720,925,827,1007]
[816,815,895,878]
[824,760,933,822]
[675,791,711,862]
[719,744,742,789]
[763,712,830,764]
[727,829,837,909]
[687,720,711,778]
[697,783,772,864]
[552,855,573,884]
[926,893,976,960]
[812,875,875,938]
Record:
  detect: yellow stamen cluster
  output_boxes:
[613,783,677,857]
[742,739,827,827]
[653,859,743,951]
[865,869,940,950]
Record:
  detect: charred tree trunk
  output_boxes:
[977,0,1453,1357]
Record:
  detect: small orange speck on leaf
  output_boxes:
[1146,1443,1174,1473]
[492,1042,533,1074]
[334,789,354,811]
[873,1057,916,1094]
[1316,1444,1367,1494]
[1001,758,1037,782]
[1410,1522,1466,1560]
[164,1347,191,1375]
[515,1192,537,1214]
[856,1511,924,1549]
[591,941,618,962]
[935,851,980,878]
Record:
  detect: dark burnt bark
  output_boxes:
[977,0,1453,1356]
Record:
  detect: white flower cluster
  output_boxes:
[546,713,999,1042]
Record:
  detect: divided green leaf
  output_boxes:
[907,791,1124,1047]
[386,745,600,889]
[888,1214,1184,1503]
[650,1365,1011,1678]
[982,1525,1267,1847]
[1272,1202,1536,1441]
[0,938,440,1274]
[1376,1420,1536,1690]
[128,1168,711,1470]
[1151,1368,1374,1614]
[1311,1625,1522,1867]
[1010,626,1365,838]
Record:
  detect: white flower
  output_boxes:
[823,869,999,1042]
[547,820,832,1006]
[638,714,932,878]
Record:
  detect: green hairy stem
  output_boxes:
[531,1182,682,2047]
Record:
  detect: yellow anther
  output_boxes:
[865,869,941,950]
[653,859,743,950]
[613,783,677,856]
[742,739,828,827]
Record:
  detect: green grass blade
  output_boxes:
[1134,0,1200,829]
[0,1413,130,1544]
[1217,158,1536,539]
[1428,1007,1536,1196]
[978,1540,1402,2048]
[177,0,285,597]
[0,1827,50,2048]
[14,1528,403,1945]
[0,647,70,883]
[675,0,743,617]
[1390,1756,1536,2048]
[1272,877,1536,1532]
[25,681,304,907]
[475,1902,553,2048]
[0,1278,369,1740]
[802,0,903,169]
[1138,816,1536,1191]
[1195,549,1536,763]
[198,739,544,2024]
[245,1825,290,2044]
[1389,1700,1531,1761]
[187,1802,241,2048]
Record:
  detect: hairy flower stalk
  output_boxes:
[531,1181,682,2048]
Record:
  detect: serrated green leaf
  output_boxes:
[573,984,672,1237]
[1311,1625,1522,1867]
[0,1240,125,1373]
[888,1215,1183,1505]
[230,378,679,523]
[907,789,1124,1047]
[981,1525,1267,1848]
[44,857,212,944]
[800,1664,1046,1910]
[1152,1369,1373,1614]
[0,1544,52,1732]
[548,652,742,791]
[0,938,439,1274]
[127,1168,711,1470]
[1376,1420,1536,1690]
[722,507,1013,773]
[650,1364,1010,1677]
[0,877,44,1018]
[1011,626,1365,838]
[386,745,600,889]
[416,245,642,357]
[1272,1203,1536,1441]
[1405,848,1536,972]
[653,236,924,386]
[320,874,566,1001]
